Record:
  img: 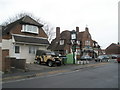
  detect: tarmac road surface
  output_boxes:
[2,62,119,88]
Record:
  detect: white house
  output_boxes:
[2,15,49,63]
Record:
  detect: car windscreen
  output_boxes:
[46,52,55,55]
[98,56,103,59]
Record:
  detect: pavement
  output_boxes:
[1,60,113,82]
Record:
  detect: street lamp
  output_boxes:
[71,30,77,64]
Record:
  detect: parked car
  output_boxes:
[80,55,92,61]
[117,55,120,63]
[111,54,118,59]
[95,55,109,62]
[35,50,62,67]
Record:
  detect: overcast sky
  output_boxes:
[0,0,119,49]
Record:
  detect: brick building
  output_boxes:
[1,15,49,64]
[105,43,120,55]
[48,27,101,59]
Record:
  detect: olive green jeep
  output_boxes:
[35,50,62,67]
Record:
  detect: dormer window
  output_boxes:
[22,25,39,34]
[60,40,64,45]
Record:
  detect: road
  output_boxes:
[2,62,119,88]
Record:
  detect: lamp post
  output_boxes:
[71,30,77,64]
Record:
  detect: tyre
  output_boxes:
[57,63,61,66]
[37,59,41,65]
[48,61,53,67]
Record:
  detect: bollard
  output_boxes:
[83,61,86,64]
[80,61,83,65]
[77,61,80,64]
[78,61,80,64]
[86,60,89,64]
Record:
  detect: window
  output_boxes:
[15,46,20,53]
[29,46,36,54]
[60,40,64,45]
[77,41,80,45]
[85,40,91,46]
[71,34,76,40]
[76,49,80,55]
[22,25,38,34]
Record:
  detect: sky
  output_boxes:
[0,0,119,49]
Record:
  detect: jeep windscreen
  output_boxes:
[46,52,57,57]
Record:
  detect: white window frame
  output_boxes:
[60,40,64,45]
[21,25,39,34]
[71,34,76,40]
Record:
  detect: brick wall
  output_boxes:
[2,49,10,72]
[2,50,26,72]
[11,58,26,69]
[15,59,26,69]
[81,30,93,48]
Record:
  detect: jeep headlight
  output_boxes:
[53,59,56,61]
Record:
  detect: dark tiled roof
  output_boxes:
[106,43,120,50]
[47,39,59,50]
[60,30,71,40]
[2,15,43,35]
[14,35,49,45]
[20,15,43,27]
[48,30,71,51]
[57,45,65,50]
[49,29,93,51]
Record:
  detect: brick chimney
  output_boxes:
[76,27,79,32]
[56,27,60,40]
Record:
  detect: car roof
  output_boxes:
[36,50,51,55]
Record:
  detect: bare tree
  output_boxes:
[36,19,55,42]
[41,22,55,42]
[1,12,55,42]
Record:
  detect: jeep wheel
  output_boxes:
[37,59,41,65]
[48,61,53,67]
[57,63,61,66]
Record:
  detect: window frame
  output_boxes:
[22,25,39,34]
[60,40,64,45]
[15,46,20,53]
[29,46,37,54]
